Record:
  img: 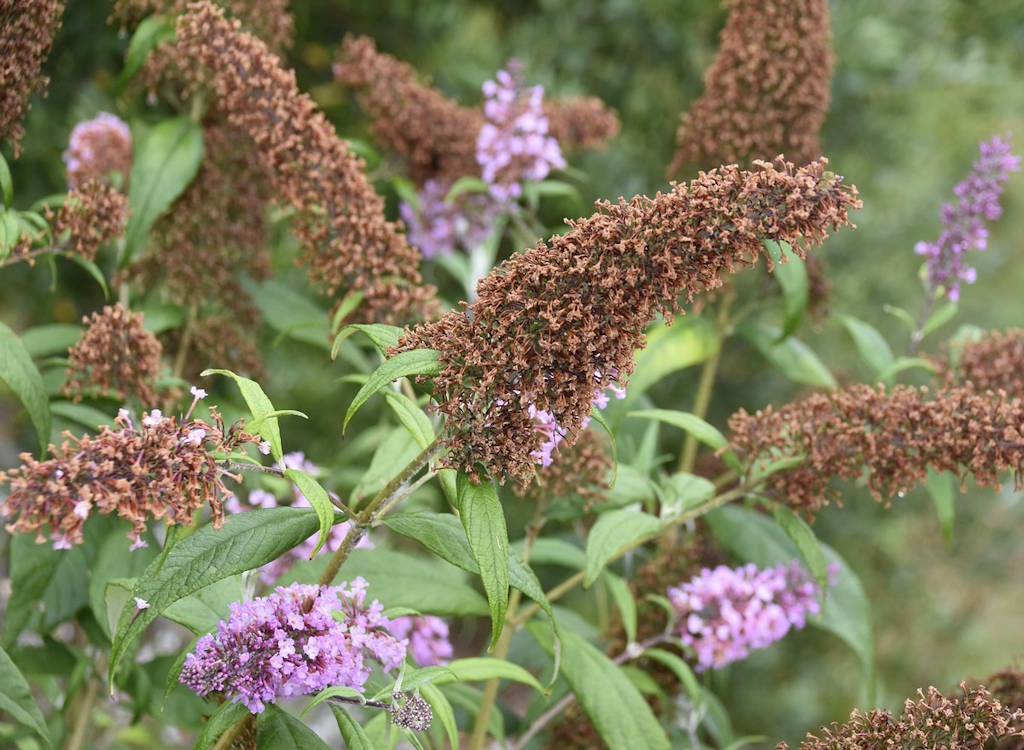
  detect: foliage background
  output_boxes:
[2,0,1023,745]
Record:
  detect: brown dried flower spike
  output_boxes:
[0,402,262,550]
[939,328,1024,399]
[396,157,859,485]
[65,304,163,406]
[174,2,436,324]
[669,0,833,174]
[730,383,1024,516]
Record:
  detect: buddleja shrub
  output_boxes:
[1,1,1022,749]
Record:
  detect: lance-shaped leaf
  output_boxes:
[457,476,509,649]
[344,349,441,431]
[0,321,51,455]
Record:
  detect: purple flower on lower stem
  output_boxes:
[915,134,1020,301]
[387,615,453,666]
[530,381,625,467]
[179,580,407,713]
[400,179,502,259]
[668,561,829,671]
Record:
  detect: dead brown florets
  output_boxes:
[779,682,1024,750]
[47,180,129,261]
[395,157,858,485]
[175,2,437,324]
[987,666,1024,750]
[64,304,163,406]
[334,34,483,185]
[730,383,1024,517]
[0,0,64,156]
[669,0,833,175]
[938,329,1024,399]
[0,407,261,549]
[515,428,613,507]
[543,96,620,151]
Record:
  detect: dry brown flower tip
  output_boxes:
[778,682,1024,750]
[0,406,261,549]
[334,35,620,184]
[47,179,129,261]
[396,157,858,485]
[0,0,64,156]
[543,96,620,151]
[111,0,293,51]
[175,2,437,324]
[669,0,833,175]
[515,428,613,507]
[938,329,1024,399]
[987,666,1024,750]
[730,383,1024,516]
[64,304,164,406]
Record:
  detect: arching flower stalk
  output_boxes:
[395,157,859,485]
[729,383,1024,517]
[174,1,437,324]
[669,0,833,175]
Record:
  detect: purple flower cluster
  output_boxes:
[63,112,133,189]
[386,615,453,666]
[477,62,565,202]
[668,561,824,671]
[179,580,407,713]
[530,381,625,467]
[399,178,502,258]
[915,134,1020,301]
[225,452,371,585]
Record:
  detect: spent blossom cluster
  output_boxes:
[915,134,1020,301]
[531,381,626,467]
[63,112,133,189]
[179,580,406,713]
[668,561,827,671]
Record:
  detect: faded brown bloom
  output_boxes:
[64,304,163,406]
[64,113,134,189]
[669,0,832,175]
[334,35,619,184]
[779,682,1024,750]
[397,157,858,485]
[0,0,64,156]
[48,180,129,261]
[987,666,1024,750]
[543,96,620,151]
[730,384,1024,516]
[939,329,1024,398]
[0,407,261,549]
[175,2,436,324]
[515,428,613,507]
[111,0,292,50]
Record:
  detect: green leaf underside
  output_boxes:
[0,646,52,748]
[344,349,441,431]
[457,476,510,649]
[0,321,51,455]
[584,508,662,586]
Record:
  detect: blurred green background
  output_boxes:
[3,0,1024,745]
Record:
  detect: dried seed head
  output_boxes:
[392,693,433,733]
[730,383,1024,517]
[396,157,858,485]
[63,112,133,189]
[938,329,1024,399]
[0,0,64,156]
[64,304,163,406]
[670,0,832,175]
[174,2,436,324]
[45,180,130,262]
[543,96,620,151]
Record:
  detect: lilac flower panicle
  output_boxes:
[63,112,133,189]
[399,179,502,258]
[476,62,565,202]
[179,580,407,713]
[668,561,826,671]
[386,615,453,666]
[916,134,1020,301]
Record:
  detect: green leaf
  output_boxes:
[2,534,88,646]
[445,176,490,203]
[50,401,116,433]
[658,473,715,520]
[766,240,808,340]
[0,321,51,455]
[330,705,374,750]
[544,628,670,750]
[244,278,331,351]
[122,117,204,266]
[920,299,957,339]
[420,682,458,750]
[739,321,837,389]
[344,349,441,432]
[63,253,109,298]
[925,470,955,545]
[420,657,544,693]
[257,704,331,749]
[627,409,740,470]
[624,318,719,407]
[332,323,406,359]
[89,524,156,638]
[644,648,700,699]
[603,572,636,643]
[392,175,420,210]
[0,152,12,208]
[19,324,82,357]
[330,289,365,333]
[508,551,561,686]
[382,512,477,573]
[0,646,51,748]
[457,476,509,649]
[195,700,249,750]
[519,537,587,570]
[706,505,876,704]
[201,368,283,459]
[441,684,503,741]
[877,356,936,384]
[839,314,894,375]
[0,211,22,257]
[771,505,828,590]
[383,391,435,449]
[108,508,322,688]
[161,576,241,634]
[883,303,917,332]
[584,508,661,587]
[301,686,365,717]
[283,469,337,557]
[118,15,174,87]
[138,300,184,333]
